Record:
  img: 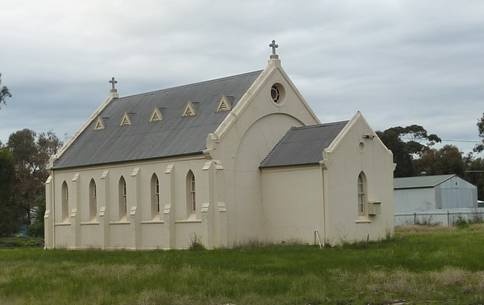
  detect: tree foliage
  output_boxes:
[3,129,62,236]
[0,73,12,108]
[376,125,441,177]
[475,113,484,153]
[0,148,21,236]
[415,145,465,177]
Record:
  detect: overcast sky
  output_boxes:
[0,0,483,153]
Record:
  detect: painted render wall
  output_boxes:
[261,166,323,244]
[322,114,394,245]
[207,59,319,245]
[45,155,228,249]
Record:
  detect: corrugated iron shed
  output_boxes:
[394,174,455,190]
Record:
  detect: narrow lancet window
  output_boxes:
[186,170,196,215]
[151,173,160,218]
[89,179,97,221]
[119,176,127,220]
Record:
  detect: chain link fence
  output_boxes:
[395,208,484,227]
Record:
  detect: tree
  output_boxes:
[0,73,12,108]
[475,113,484,153]
[377,125,441,177]
[0,148,21,236]
[465,157,484,200]
[7,129,62,235]
[415,145,465,176]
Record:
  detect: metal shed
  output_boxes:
[394,174,478,213]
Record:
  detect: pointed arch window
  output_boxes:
[61,181,69,222]
[357,172,367,217]
[186,170,196,215]
[89,179,97,221]
[119,176,127,220]
[151,173,160,218]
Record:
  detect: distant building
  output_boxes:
[394,174,478,213]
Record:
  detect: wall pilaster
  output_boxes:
[164,164,176,249]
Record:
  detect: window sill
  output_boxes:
[355,218,372,224]
[141,220,165,224]
[80,221,100,225]
[175,219,202,224]
[54,222,71,226]
[109,221,130,225]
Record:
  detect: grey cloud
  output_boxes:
[0,0,482,155]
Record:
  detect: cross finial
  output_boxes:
[109,77,118,92]
[269,40,279,57]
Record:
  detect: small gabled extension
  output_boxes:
[120,112,132,126]
[94,117,105,130]
[182,101,197,117]
[149,107,163,122]
[216,95,232,112]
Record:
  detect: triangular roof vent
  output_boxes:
[149,107,163,122]
[216,95,232,112]
[94,117,105,130]
[182,101,197,117]
[120,112,132,126]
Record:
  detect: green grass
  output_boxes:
[1,226,484,305]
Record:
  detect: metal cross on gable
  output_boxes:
[269,40,279,55]
[109,77,118,91]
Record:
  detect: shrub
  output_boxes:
[188,234,205,251]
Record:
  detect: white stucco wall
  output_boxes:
[322,114,395,245]
[261,166,323,244]
[208,60,319,245]
[394,188,436,213]
[47,155,217,249]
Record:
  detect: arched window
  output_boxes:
[357,172,367,217]
[151,173,160,218]
[89,179,97,221]
[119,176,127,220]
[61,181,69,222]
[186,170,196,215]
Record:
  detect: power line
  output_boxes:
[400,137,481,144]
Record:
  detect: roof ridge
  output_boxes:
[292,120,349,130]
[118,70,263,100]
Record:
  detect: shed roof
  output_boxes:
[394,174,455,190]
[53,70,262,169]
[260,121,348,168]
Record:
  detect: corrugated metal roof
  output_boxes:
[394,174,455,189]
[259,121,348,168]
[53,70,262,169]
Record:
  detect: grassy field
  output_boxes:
[1,226,484,305]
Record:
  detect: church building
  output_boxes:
[44,42,395,249]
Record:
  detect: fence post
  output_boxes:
[447,210,450,227]
[414,212,417,225]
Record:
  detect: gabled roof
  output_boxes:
[260,121,348,168]
[53,70,262,169]
[394,174,455,190]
